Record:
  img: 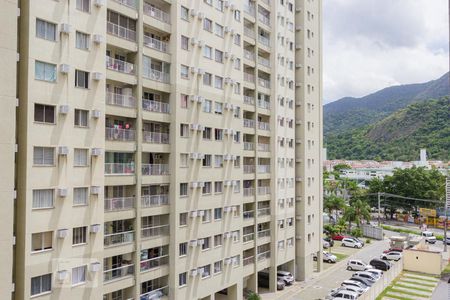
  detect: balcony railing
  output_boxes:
[112,0,136,9]
[244,165,255,174]
[243,95,255,105]
[143,35,169,53]
[258,78,271,88]
[140,254,169,272]
[244,27,256,39]
[105,163,135,175]
[244,49,255,61]
[143,69,170,83]
[141,224,169,239]
[244,73,255,83]
[244,4,256,16]
[107,22,136,42]
[142,99,170,114]
[243,118,255,128]
[257,207,270,216]
[244,142,254,151]
[142,164,169,176]
[106,92,136,108]
[243,188,255,197]
[141,194,169,208]
[258,143,270,152]
[143,132,169,144]
[257,250,271,261]
[105,128,136,141]
[104,197,134,212]
[140,286,169,300]
[258,56,270,68]
[242,233,255,243]
[258,14,270,26]
[258,35,270,47]
[261,0,270,5]
[243,210,254,219]
[106,56,135,75]
[257,99,270,109]
[243,256,254,266]
[258,165,270,173]
[104,231,134,247]
[258,121,270,131]
[257,186,270,195]
[258,229,270,238]
[104,264,134,282]
[143,3,170,24]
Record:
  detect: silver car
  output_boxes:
[277,270,294,285]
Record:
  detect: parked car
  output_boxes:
[353,271,380,281]
[380,251,402,261]
[277,270,294,285]
[330,285,364,296]
[323,239,331,249]
[383,247,403,253]
[258,272,285,290]
[324,236,335,247]
[365,268,383,279]
[422,231,437,244]
[342,238,362,248]
[327,289,358,300]
[332,234,347,241]
[140,290,163,300]
[351,275,375,287]
[444,236,450,245]
[347,259,372,271]
[314,251,337,263]
[348,237,365,247]
[341,279,369,292]
[368,258,391,271]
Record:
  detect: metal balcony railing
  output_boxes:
[258,143,270,152]
[141,224,169,239]
[106,92,136,108]
[258,165,270,173]
[105,128,135,141]
[244,27,256,39]
[104,197,134,212]
[244,165,255,174]
[142,99,170,114]
[258,35,270,47]
[257,99,270,109]
[142,164,169,176]
[104,231,134,247]
[257,186,270,195]
[143,68,170,83]
[243,95,255,105]
[243,118,255,128]
[243,256,255,266]
[103,264,134,282]
[243,210,254,219]
[112,0,136,9]
[140,286,169,300]
[258,78,271,88]
[258,14,270,26]
[244,73,255,83]
[257,207,271,216]
[244,49,255,61]
[107,22,136,41]
[242,233,255,243]
[244,4,256,16]
[106,56,135,74]
[140,254,169,272]
[257,121,270,131]
[143,35,169,53]
[257,229,271,238]
[141,194,169,208]
[142,132,169,144]
[257,250,270,261]
[243,188,255,197]
[143,3,170,24]
[104,163,135,175]
[244,142,255,151]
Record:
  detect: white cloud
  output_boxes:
[324,0,449,103]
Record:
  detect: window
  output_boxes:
[202,182,212,194]
[31,274,51,296]
[76,0,90,12]
[74,109,88,127]
[234,58,241,70]
[234,10,241,21]
[214,128,223,141]
[214,181,223,193]
[75,70,89,88]
[234,181,240,193]
[180,183,188,197]
[36,19,56,41]
[180,153,188,167]
[74,149,88,166]
[33,147,54,166]
[179,242,187,256]
[234,82,240,94]
[231,255,240,266]
[203,18,213,32]
[215,49,223,63]
[200,264,211,277]
[181,35,189,50]
[76,31,90,50]
[179,212,188,226]
[214,76,223,89]
[203,100,212,113]
[215,0,224,11]
[202,209,211,223]
[72,226,87,245]
[214,234,223,247]
[35,61,56,82]
[179,272,187,286]
[203,127,212,140]
[233,106,240,118]
[234,33,241,46]
[180,64,189,79]
[180,123,189,137]
[180,94,188,109]
[203,45,213,59]
[32,189,54,209]
[214,102,223,114]
[214,208,222,220]
[278,241,285,250]
[287,217,294,226]
[180,6,189,21]
[233,131,240,143]
[234,156,240,167]
[73,187,88,206]
[202,154,211,167]
[31,231,52,252]
[201,237,210,250]
[72,265,87,286]
[214,261,223,273]
[203,73,212,86]
[232,230,240,242]
[214,155,223,167]
[215,23,224,37]
[34,104,55,124]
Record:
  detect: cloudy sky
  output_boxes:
[323,0,449,103]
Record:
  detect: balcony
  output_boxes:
[105,163,135,175]
[106,127,136,142]
[243,187,255,197]
[243,210,254,220]
[258,14,270,26]
[243,233,255,243]
[244,27,256,39]
[104,197,135,212]
[143,35,169,53]
[257,186,270,195]
[244,142,254,151]
[104,231,134,247]
[258,165,270,173]
[142,99,170,114]
[244,49,255,61]
[257,99,270,109]
[258,143,270,152]
[140,286,169,300]
[244,165,255,174]
[257,121,270,131]
[244,4,256,16]
[143,3,170,24]
[258,35,270,48]
[142,164,169,176]
[244,95,255,105]
[143,68,170,83]
[257,229,270,238]
[143,132,169,144]
[257,250,270,261]
[141,224,169,239]
[112,0,136,9]
[106,92,136,108]
[257,207,270,217]
[107,22,136,42]
[104,264,134,282]
[140,255,169,272]
[243,118,255,128]
[106,56,135,75]
[141,194,169,208]
[244,72,255,83]
[258,56,270,68]
[258,78,271,89]
[243,255,255,266]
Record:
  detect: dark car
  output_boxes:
[369,258,391,271]
[324,237,334,247]
[351,275,374,287]
[258,272,285,290]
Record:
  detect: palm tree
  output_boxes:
[353,199,371,227]
[343,206,356,232]
[324,195,346,223]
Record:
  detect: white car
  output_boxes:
[422,231,437,244]
[380,251,402,261]
[365,268,383,279]
[342,238,362,248]
[353,271,380,281]
[347,259,371,271]
[327,290,358,300]
[341,279,369,292]
[330,285,364,296]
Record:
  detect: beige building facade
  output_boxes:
[5,0,323,299]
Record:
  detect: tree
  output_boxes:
[343,206,356,232]
[324,195,345,222]
[353,200,371,227]
[333,163,352,173]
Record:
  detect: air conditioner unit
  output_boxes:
[225,26,231,33]
[57,270,68,281]
[60,23,71,34]
[190,123,198,130]
[190,153,198,160]
[190,269,198,276]
[198,182,205,188]
[93,34,103,44]
[189,240,198,247]
[190,9,197,17]
[58,146,69,156]
[224,258,232,265]
[197,125,204,131]
[57,229,68,239]
[224,1,230,8]
[59,64,70,74]
[59,105,69,114]
[278,220,283,225]
[93,0,104,6]
[230,4,236,10]
[198,68,205,75]
[230,54,236,61]
[91,186,101,195]
[191,182,198,189]
[197,239,205,245]
[198,210,205,217]
[190,37,198,45]
[189,95,198,102]
[224,128,230,135]
[90,224,101,233]
[232,206,237,212]
[58,188,68,197]
[198,40,204,48]
[92,109,101,118]
[230,29,235,35]
[91,148,102,156]
[190,67,198,74]
[224,78,231,85]
[197,153,205,160]
[190,211,198,218]
[90,262,101,272]
[92,72,103,80]
[197,96,204,103]
[231,155,236,161]
[224,206,231,213]
[197,12,205,19]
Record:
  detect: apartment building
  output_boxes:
[9,0,322,299]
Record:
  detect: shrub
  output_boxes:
[366,238,371,244]
[351,228,362,237]
[247,292,261,300]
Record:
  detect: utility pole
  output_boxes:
[377,192,381,227]
[445,177,450,252]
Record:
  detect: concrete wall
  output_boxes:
[403,249,442,275]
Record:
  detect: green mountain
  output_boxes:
[325,97,450,161]
[324,73,450,137]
